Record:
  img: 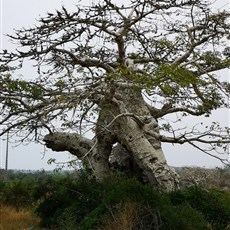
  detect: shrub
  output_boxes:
[0,178,6,202]
[2,170,229,230]
[160,203,208,230]
[35,174,211,230]
[167,186,230,230]
[35,173,104,228]
[1,178,36,209]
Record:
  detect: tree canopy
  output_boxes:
[0,0,229,190]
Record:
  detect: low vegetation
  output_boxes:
[0,205,41,230]
[0,167,229,230]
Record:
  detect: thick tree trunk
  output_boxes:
[44,131,179,191]
[118,119,179,191]
[110,86,179,191]
[43,86,180,191]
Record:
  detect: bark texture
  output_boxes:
[113,86,180,191]
[44,85,180,191]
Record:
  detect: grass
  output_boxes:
[0,204,42,230]
[99,201,136,230]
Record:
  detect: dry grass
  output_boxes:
[99,201,161,230]
[0,204,42,230]
[99,201,135,230]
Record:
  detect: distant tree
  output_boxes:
[0,0,229,191]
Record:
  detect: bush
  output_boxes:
[35,173,212,230]
[0,178,6,202]
[168,186,230,230]
[35,172,104,228]
[161,203,209,230]
[1,170,229,230]
[1,178,36,209]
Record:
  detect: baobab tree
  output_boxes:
[0,0,229,191]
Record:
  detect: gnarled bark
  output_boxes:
[44,85,180,191]
[43,132,110,180]
[112,86,179,191]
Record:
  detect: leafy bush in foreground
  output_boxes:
[0,170,229,229]
[36,173,227,230]
[168,187,230,230]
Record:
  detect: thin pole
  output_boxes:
[4,131,9,180]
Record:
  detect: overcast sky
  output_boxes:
[0,0,229,170]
